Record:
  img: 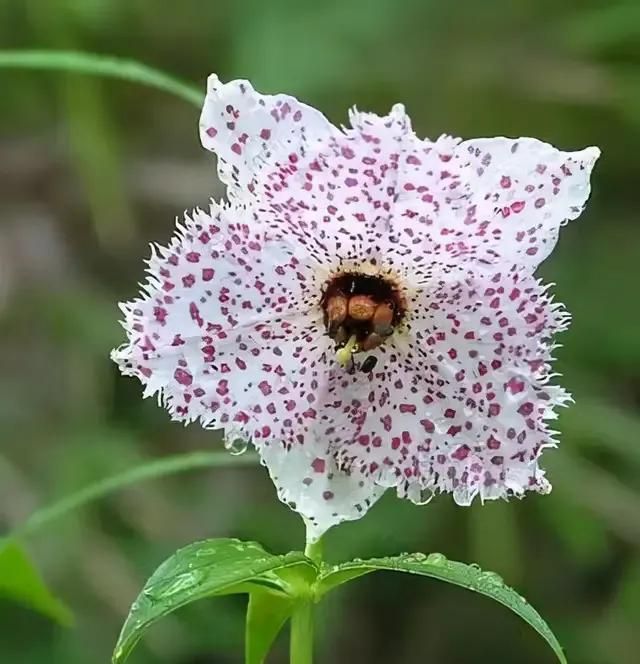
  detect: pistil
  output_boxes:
[335,334,358,367]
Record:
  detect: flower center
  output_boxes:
[321,271,405,371]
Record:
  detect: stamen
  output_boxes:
[360,355,378,373]
[326,294,348,333]
[336,334,358,367]
[372,302,394,336]
[348,295,376,321]
[361,332,384,351]
[321,270,406,367]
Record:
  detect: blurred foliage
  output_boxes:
[0,0,639,663]
[0,540,73,625]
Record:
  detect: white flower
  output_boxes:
[112,75,600,541]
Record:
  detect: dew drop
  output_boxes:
[403,552,427,563]
[224,435,249,456]
[148,570,205,599]
[426,552,447,566]
[407,485,434,506]
[376,467,399,488]
[569,183,586,198]
[479,571,504,586]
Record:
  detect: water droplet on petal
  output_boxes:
[569,183,586,198]
[407,485,434,506]
[377,467,399,488]
[225,434,249,455]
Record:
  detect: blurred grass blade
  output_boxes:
[562,397,640,466]
[9,451,257,541]
[0,540,73,626]
[113,539,316,664]
[317,553,567,664]
[469,501,522,584]
[23,8,136,250]
[59,70,136,250]
[563,5,640,51]
[0,50,202,107]
[551,451,640,546]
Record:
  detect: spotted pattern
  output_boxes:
[113,76,599,541]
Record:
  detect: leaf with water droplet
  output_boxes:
[478,570,504,586]
[316,553,567,664]
[425,552,447,566]
[112,538,317,664]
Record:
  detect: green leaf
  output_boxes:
[317,553,567,664]
[245,590,293,664]
[11,451,258,541]
[0,540,73,626]
[0,50,202,107]
[113,539,316,664]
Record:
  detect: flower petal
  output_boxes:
[111,201,327,426]
[329,266,569,505]
[252,103,415,259]
[199,75,335,199]
[409,267,570,504]
[115,79,600,537]
[395,135,600,270]
[260,425,386,542]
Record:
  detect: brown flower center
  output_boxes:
[321,272,405,370]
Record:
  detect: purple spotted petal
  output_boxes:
[199,75,334,200]
[113,76,599,541]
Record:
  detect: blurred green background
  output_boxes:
[1,1,639,662]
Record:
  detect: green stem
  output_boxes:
[290,601,314,664]
[289,537,323,663]
[304,538,323,564]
